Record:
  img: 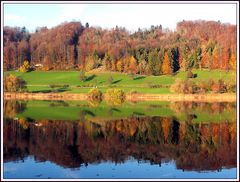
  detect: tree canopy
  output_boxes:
[3,20,236,75]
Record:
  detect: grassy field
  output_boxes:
[5,69,235,94]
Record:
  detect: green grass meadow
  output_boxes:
[5,69,235,94]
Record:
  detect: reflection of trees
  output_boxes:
[4,100,26,118]
[170,102,236,115]
[49,101,69,107]
[3,115,236,171]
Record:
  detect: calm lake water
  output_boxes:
[3,100,237,179]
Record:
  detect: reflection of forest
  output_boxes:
[170,101,236,115]
[4,114,236,171]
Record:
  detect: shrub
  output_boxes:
[129,90,138,94]
[49,84,69,88]
[211,83,221,93]
[88,88,102,102]
[226,82,236,93]
[211,79,226,93]
[197,81,209,93]
[187,70,194,78]
[170,79,196,94]
[4,74,27,92]
[129,73,137,80]
[19,60,31,73]
[42,66,53,71]
[18,118,29,129]
[145,81,153,88]
[207,79,215,90]
[171,78,233,94]
[105,89,125,105]
[49,84,69,92]
[149,84,165,88]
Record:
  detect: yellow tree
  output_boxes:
[212,47,219,69]
[128,56,138,74]
[4,74,27,92]
[161,52,172,75]
[116,59,124,72]
[19,60,30,73]
[85,55,98,71]
[229,53,236,70]
[162,118,170,142]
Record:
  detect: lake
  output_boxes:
[3,100,237,179]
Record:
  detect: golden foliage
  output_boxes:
[162,52,172,75]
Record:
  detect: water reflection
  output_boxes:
[3,100,237,178]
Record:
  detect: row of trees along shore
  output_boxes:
[3,20,236,75]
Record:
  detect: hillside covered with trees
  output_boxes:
[3,20,236,75]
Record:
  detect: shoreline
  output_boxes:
[3,92,236,102]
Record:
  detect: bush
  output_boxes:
[49,84,69,88]
[211,79,226,93]
[149,84,165,88]
[171,78,233,94]
[226,82,236,93]
[145,81,153,88]
[129,73,136,80]
[207,79,215,90]
[4,74,27,92]
[88,88,102,102]
[128,90,138,94]
[49,84,69,92]
[42,66,53,71]
[170,79,197,94]
[19,60,31,73]
[105,89,125,105]
[187,70,194,78]
[79,84,96,87]
[197,81,209,93]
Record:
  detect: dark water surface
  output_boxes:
[3,100,237,179]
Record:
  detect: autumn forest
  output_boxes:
[3,20,236,75]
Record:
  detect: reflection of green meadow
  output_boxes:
[15,100,236,123]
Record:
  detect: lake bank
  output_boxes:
[4,92,236,102]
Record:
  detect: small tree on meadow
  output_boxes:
[79,69,86,82]
[187,69,194,78]
[108,75,113,85]
[19,60,30,73]
[4,74,27,92]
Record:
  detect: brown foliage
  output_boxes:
[3,20,236,73]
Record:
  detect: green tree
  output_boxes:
[194,47,202,69]
[103,54,112,70]
[148,49,161,76]
[171,47,180,72]
[206,40,216,69]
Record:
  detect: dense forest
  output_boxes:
[3,20,236,75]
